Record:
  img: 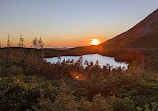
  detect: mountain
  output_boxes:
[101,9,158,48]
[45,9,158,62]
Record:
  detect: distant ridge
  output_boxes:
[54,9,158,62]
[101,9,158,48]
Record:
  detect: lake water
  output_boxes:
[45,54,128,69]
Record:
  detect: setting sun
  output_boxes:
[90,39,100,45]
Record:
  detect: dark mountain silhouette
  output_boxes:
[43,9,158,63]
[101,9,158,48]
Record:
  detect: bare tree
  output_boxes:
[32,37,38,48]
[7,34,11,47]
[38,37,44,57]
[38,37,44,49]
[18,35,24,47]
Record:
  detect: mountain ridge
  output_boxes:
[101,9,158,48]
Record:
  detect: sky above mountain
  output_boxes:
[0,0,158,47]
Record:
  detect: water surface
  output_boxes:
[45,54,128,69]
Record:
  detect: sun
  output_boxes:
[90,39,100,45]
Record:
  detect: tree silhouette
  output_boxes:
[32,37,38,48]
[38,37,44,57]
[38,37,44,49]
[75,56,83,67]
[18,35,24,47]
[7,35,11,47]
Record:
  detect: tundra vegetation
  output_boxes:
[1,38,158,111]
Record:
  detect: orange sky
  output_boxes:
[0,30,119,47]
[0,1,157,47]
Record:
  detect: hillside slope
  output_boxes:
[101,9,158,48]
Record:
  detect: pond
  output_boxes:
[45,54,128,69]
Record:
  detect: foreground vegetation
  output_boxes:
[1,48,158,111]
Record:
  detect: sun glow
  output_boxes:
[90,39,100,45]
[69,71,87,81]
